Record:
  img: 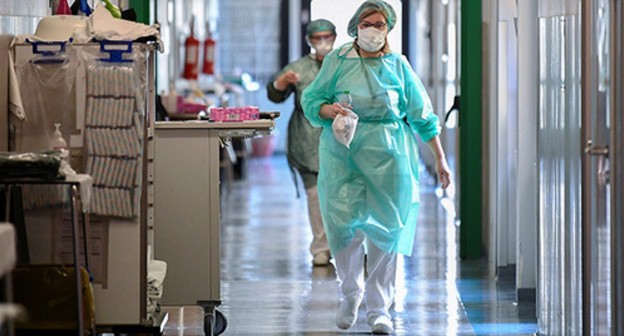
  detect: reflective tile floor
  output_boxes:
[162,154,537,336]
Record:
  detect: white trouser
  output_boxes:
[306,186,329,256]
[334,232,397,320]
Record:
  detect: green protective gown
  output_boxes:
[301,44,440,256]
[267,55,323,189]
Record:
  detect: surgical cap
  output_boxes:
[347,0,397,37]
[307,19,336,37]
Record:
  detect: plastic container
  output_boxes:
[251,135,277,157]
[338,90,352,107]
[209,106,260,122]
[176,96,208,114]
[55,0,72,15]
[49,123,70,166]
[35,15,89,41]
[49,123,68,151]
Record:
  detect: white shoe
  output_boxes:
[335,294,363,330]
[369,315,393,334]
[312,251,331,266]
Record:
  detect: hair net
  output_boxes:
[347,0,397,37]
[307,19,336,37]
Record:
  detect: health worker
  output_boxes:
[266,19,337,267]
[301,1,451,334]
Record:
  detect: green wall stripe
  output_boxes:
[130,0,150,25]
[460,0,483,259]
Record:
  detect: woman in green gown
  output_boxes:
[301,1,451,333]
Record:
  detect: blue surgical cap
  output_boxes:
[347,0,397,38]
[307,19,336,37]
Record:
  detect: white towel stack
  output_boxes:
[84,62,144,218]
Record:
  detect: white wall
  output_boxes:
[0,0,49,34]
[483,0,497,274]
[516,0,538,296]
[484,0,538,303]
[485,0,526,276]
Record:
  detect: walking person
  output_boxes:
[267,19,338,266]
[301,1,451,333]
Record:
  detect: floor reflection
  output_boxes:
[163,154,537,335]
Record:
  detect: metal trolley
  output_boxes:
[152,119,274,335]
[11,40,166,335]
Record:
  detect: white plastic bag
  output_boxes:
[332,109,359,148]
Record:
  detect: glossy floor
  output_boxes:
[162,155,537,335]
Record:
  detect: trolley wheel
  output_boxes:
[204,308,228,335]
[214,309,227,335]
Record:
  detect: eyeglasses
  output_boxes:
[359,21,387,30]
[309,33,335,42]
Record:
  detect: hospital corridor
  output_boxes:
[1,0,624,335]
[161,155,536,335]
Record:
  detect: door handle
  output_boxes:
[585,140,610,186]
[584,140,609,157]
[444,95,461,127]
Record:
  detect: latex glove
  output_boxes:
[273,70,300,91]
[319,103,350,120]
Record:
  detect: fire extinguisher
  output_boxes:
[202,23,216,75]
[183,16,200,80]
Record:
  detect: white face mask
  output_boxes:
[314,39,333,57]
[357,27,387,52]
